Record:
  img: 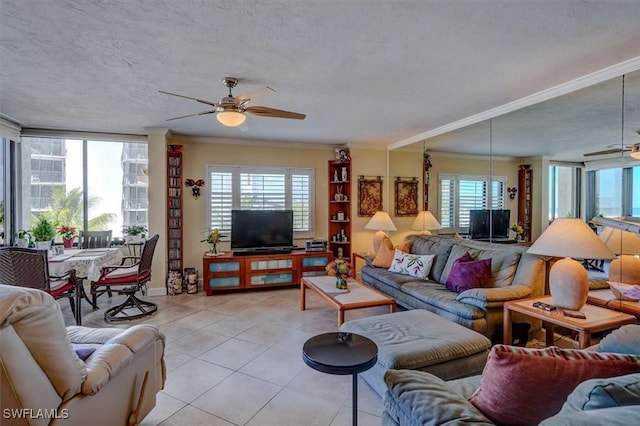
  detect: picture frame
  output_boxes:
[358,176,383,216]
[395,177,419,217]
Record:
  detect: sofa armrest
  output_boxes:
[383,369,493,425]
[456,284,533,309]
[66,325,165,395]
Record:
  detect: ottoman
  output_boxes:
[339,309,492,397]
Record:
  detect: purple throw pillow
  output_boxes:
[73,346,96,361]
[445,253,492,293]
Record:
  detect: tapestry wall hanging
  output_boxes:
[395,177,419,217]
[358,176,383,216]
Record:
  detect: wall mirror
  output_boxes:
[389,69,640,252]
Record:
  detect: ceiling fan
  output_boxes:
[583,143,640,158]
[159,77,306,127]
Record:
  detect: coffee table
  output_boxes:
[300,275,396,326]
[503,296,636,349]
[303,332,377,426]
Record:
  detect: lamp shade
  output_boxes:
[216,111,246,127]
[365,211,397,252]
[365,211,397,232]
[410,211,442,233]
[527,218,614,260]
[527,218,614,311]
[599,226,640,255]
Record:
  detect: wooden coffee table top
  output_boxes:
[302,275,393,306]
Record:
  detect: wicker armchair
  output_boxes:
[0,247,80,324]
[91,234,159,321]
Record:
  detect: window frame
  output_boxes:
[205,164,315,240]
[438,173,506,233]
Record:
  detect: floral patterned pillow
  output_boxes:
[388,249,435,279]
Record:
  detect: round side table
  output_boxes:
[302,332,377,426]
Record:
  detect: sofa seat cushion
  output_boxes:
[400,282,486,321]
[361,265,418,291]
[383,369,493,426]
[559,373,640,412]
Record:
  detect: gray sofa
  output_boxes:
[382,325,640,425]
[360,234,547,338]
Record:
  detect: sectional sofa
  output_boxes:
[360,234,547,338]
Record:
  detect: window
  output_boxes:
[548,164,581,220]
[439,173,506,231]
[206,165,314,239]
[21,137,148,240]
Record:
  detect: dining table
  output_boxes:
[48,247,124,324]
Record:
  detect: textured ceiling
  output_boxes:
[2,1,640,158]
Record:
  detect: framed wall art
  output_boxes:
[358,176,383,216]
[395,177,418,217]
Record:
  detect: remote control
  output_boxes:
[533,301,557,311]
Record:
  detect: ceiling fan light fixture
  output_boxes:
[216,111,246,127]
[630,150,640,160]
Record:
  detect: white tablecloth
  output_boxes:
[48,248,123,281]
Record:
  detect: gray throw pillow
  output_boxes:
[558,373,640,412]
[597,325,640,355]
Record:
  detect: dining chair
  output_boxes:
[0,247,81,325]
[79,230,113,249]
[90,234,159,321]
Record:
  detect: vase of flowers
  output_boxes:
[202,228,224,255]
[123,225,147,243]
[58,225,77,248]
[510,222,524,241]
[326,258,354,289]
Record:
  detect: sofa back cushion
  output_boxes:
[0,285,87,401]
[441,244,521,288]
[405,235,455,282]
[469,345,640,426]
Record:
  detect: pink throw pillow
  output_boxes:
[445,252,491,293]
[469,345,640,426]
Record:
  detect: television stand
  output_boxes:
[203,250,333,295]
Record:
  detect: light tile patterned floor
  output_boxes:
[64,286,386,426]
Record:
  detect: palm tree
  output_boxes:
[38,187,116,231]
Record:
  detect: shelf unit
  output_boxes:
[203,250,332,295]
[517,164,532,243]
[328,160,351,259]
[167,145,183,282]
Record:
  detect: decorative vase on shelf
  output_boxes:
[341,167,348,182]
[63,238,74,248]
[35,241,52,251]
[336,275,348,290]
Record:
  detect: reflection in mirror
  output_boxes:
[389,69,640,262]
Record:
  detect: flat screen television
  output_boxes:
[469,209,510,240]
[231,210,294,250]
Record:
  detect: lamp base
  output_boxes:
[372,231,388,253]
[609,255,640,285]
[417,230,432,235]
[549,257,589,311]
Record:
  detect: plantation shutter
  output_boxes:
[239,171,286,210]
[209,168,233,234]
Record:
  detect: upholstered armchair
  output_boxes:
[0,285,166,426]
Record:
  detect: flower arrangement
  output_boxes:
[326,258,354,289]
[123,225,147,237]
[58,225,77,240]
[510,222,523,235]
[201,228,225,254]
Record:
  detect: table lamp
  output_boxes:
[365,211,397,252]
[527,218,614,311]
[410,211,442,235]
[599,226,640,284]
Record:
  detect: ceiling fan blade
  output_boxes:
[245,106,306,120]
[165,110,215,121]
[236,86,276,105]
[158,90,219,107]
[583,148,625,157]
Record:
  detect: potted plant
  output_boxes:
[58,225,78,248]
[31,218,56,250]
[123,225,147,243]
[16,229,32,248]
